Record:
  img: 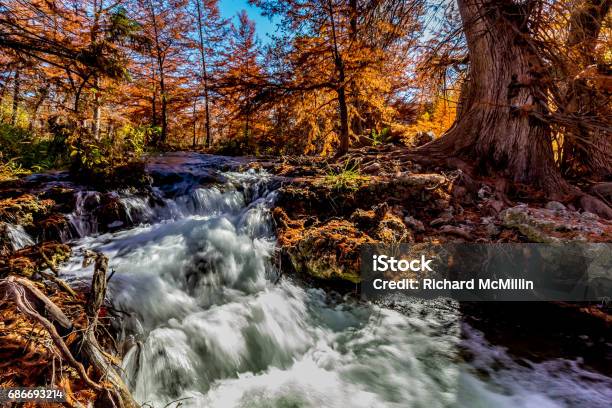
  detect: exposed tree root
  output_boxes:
[0,250,139,408]
[1,277,102,391]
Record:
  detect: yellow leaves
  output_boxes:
[575,64,612,93]
[403,92,458,144]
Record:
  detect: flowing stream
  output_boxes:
[50,153,611,408]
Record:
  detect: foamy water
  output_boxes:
[56,153,611,408]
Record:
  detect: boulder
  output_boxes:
[500,205,612,242]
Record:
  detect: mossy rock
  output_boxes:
[0,241,71,278]
[287,219,376,283]
[0,194,55,226]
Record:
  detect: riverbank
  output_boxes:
[264,146,612,284]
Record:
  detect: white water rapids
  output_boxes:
[53,154,610,408]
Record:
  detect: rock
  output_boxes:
[362,162,381,174]
[430,211,453,227]
[404,216,425,232]
[484,199,505,214]
[374,212,411,243]
[396,173,446,188]
[0,223,12,257]
[350,208,381,231]
[439,225,473,240]
[286,219,375,283]
[373,202,389,219]
[478,185,492,200]
[37,214,70,242]
[500,206,560,243]
[413,131,435,147]
[40,186,76,213]
[580,195,612,220]
[451,185,468,202]
[485,222,500,237]
[434,198,451,210]
[95,193,129,230]
[545,201,566,211]
[500,205,612,242]
[581,212,598,221]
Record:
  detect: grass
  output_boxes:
[0,158,31,182]
[321,160,370,191]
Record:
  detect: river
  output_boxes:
[20,153,606,407]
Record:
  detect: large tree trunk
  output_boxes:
[419,0,569,194]
[91,1,102,140]
[337,83,350,154]
[29,84,49,131]
[348,0,364,137]
[93,75,101,140]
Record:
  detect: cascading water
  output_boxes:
[67,191,102,238]
[58,154,611,408]
[4,223,35,250]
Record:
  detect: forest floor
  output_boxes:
[0,144,610,406]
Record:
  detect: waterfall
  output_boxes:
[67,191,101,238]
[5,223,35,250]
[56,154,611,408]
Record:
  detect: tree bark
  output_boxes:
[327,0,350,155]
[11,67,21,126]
[195,0,213,148]
[91,0,102,140]
[146,0,168,145]
[29,84,49,132]
[192,96,198,148]
[93,75,102,140]
[418,0,569,194]
[561,0,612,179]
[348,0,364,137]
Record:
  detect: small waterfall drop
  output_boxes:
[5,223,35,250]
[67,191,101,237]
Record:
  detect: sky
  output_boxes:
[218,0,277,43]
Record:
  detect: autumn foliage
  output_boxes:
[0,0,609,183]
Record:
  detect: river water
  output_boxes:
[44,153,610,407]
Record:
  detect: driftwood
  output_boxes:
[82,250,140,408]
[38,270,78,298]
[83,250,109,325]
